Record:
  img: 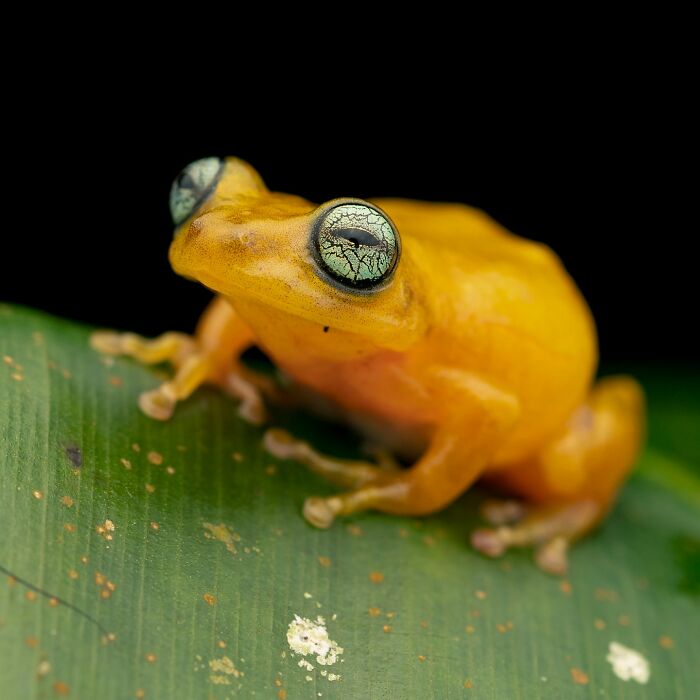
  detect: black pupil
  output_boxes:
[334,227,380,248]
[177,171,196,189]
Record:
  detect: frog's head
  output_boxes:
[168,157,426,353]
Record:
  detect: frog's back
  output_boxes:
[374,198,598,461]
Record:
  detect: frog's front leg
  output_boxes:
[91,296,267,423]
[267,370,520,529]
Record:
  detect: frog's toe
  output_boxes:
[237,398,266,425]
[138,386,176,421]
[480,499,526,526]
[534,536,569,576]
[263,428,300,459]
[470,527,508,557]
[90,331,124,355]
[303,496,342,529]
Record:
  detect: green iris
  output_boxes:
[313,202,400,290]
[169,157,223,225]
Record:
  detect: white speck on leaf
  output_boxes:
[287,614,344,667]
[606,642,650,684]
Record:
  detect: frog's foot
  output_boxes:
[470,500,601,575]
[302,482,409,529]
[91,330,207,421]
[480,498,526,526]
[90,331,196,364]
[263,428,397,489]
[222,372,267,425]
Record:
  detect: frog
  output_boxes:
[91,156,645,575]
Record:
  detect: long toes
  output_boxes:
[534,536,569,576]
[471,527,508,557]
[238,399,267,426]
[138,388,175,421]
[90,331,123,355]
[263,428,302,459]
[303,497,341,529]
[481,499,526,526]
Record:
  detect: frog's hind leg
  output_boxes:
[90,296,267,423]
[265,374,520,531]
[471,376,645,575]
[263,428,400,489]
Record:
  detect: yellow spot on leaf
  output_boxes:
[595,588,619,602]
[659,635,674,649]
[145,483,155,493]
[203,593,216,606]
[203,522,241,555]
[60,496,74,508]
[418,655,426,662]
[147,451,163,465]
[166,466,176,475]
[383,625,392,633]
[145,653,157,664]
[150,522,159,531]
[96,519,115,541]
[37,660,51,677]
[53,680,70,696]
[32,490,43,500]
[369,571,384,584]
[318,556,331,568]
[559,580,572,594]
[368,607,381,617]
[131,443,141,453]
[68,569,79,580]
[63,523,76,533]
[208,655,242,684]
[474,590,487,600]
[25,636,38,648]
[121,458,132,470]
[570,668,589,685]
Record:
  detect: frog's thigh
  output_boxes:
[298,373,520,528]
[472,376,645,574]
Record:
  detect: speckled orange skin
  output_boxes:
[169,158,643,522]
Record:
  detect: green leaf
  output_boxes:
[0,303,698,699]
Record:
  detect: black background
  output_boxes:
[2,88,694,364]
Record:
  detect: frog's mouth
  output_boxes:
[171,253,424,355]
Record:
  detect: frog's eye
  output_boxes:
[169,157,224,225]
[312,202,400,290]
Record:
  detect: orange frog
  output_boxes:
[92,157,644,574]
